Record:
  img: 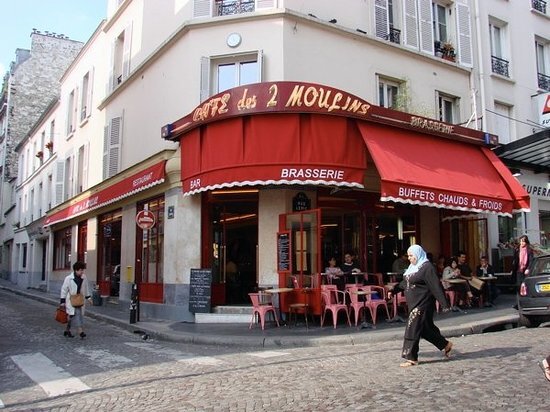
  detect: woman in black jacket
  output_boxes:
[388,245,453,367]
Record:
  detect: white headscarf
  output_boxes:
[403,244,429,277]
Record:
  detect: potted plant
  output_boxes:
[36,150,44,159]
[441,42,456,61]
[45,141,54,150]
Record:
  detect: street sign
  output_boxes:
[136,210,156,230]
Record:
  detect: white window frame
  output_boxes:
[437,92,458,123]
[377,76,402,109]
[200,50,263,101]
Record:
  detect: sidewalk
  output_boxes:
[0,278,519,348]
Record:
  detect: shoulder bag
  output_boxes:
[468,277,485,291]
[70,293,85,307]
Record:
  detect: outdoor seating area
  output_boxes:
[248,272,409,329]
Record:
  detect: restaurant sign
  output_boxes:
[382,183,510,214]
[162,81,492,145]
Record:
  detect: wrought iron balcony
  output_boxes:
[491,55,510,77]
[532,0,547,14]
[538,72,550,91]
[388,28,401,44]
[216,0,255,16]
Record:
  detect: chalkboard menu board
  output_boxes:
[277,231,291,272]
[189,268,212,313]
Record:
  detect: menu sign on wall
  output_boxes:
[189,268,212,313]
[277,232,291,273]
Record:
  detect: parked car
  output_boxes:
[517,253,550,328]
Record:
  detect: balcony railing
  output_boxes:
[388,27,401,45]
[539,72,550,91]
[532,0,547,14]
[491,55,510,77]
[216,0,255,16]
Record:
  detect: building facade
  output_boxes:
[2,0,547,322]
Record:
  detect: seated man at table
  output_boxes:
[342,252,361,284]
[458,251,488,307]
[475,255,499,305]
[392,250,409,275]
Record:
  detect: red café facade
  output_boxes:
[163,81,530,315]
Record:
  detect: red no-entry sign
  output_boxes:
[136,210,156,230]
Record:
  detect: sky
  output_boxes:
[0,0,108,77]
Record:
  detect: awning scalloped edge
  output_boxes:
[184,179,364,196]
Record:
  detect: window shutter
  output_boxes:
[200,56,211,102]
[55,161,64,206]
[456,0,473,67]
[257,49,264,82]
[418,0,433,54]
[103,125,109,180]
[194,0,211,17]
[86,67,94,118]
[375,0,390,40]
[82,143,89,193]
[108,42,115,93]
[402,0,419,49]
[256,0,275,9]
[109,116,122,178]
[122,23,133,81]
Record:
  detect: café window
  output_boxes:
[200,51,263,101]
[53,226,72,270]
[136,196,165,285]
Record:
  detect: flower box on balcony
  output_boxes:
[36,151,44,158]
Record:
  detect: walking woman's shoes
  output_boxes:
[63,330,74,338]
[444,341,453,358]
[539,359,550,382]
[399,360,418,368]
[79,332,86,339]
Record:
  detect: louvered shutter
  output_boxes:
[375,0,390,40]
[200,56,211,102]
[81,143,89,193]
[418,0,434,54]
[55,161,64,206]
[109,117,122,178]
[108,42,115,93]
[86,67,94,118]
[256,0,275,9]
[257,49,263,82]
[456,0,473,67]
[103,125,109,180]
[194,0,211,17]
[122,23,132,81]
[402,0,419,49]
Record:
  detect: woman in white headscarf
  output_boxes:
[388,245,453,367]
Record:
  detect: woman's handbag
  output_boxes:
[468,277,485,290]
[55,308,68,324]
[70,293,85,307]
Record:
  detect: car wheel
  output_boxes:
[519,314,541,328]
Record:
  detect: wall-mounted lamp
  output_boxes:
[510,168,522,177]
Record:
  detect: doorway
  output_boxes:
[206,191,258,305]
[97,210,122,297]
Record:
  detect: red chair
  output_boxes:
[361,285,391,325]
[248,292,279,330]
[321,289,351,329]
[436,288,457,312]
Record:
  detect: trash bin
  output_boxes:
[92,287,103,306]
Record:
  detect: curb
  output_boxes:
[1,285,519,348]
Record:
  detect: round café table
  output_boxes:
[351,289,376,329]
[264,288,293,324]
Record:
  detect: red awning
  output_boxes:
[358,123,530,216]
[44,161,166,226]
[181,113,367,195]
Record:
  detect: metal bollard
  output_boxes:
[130,283,139,324]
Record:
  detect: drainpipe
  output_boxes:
[473,0,487,132]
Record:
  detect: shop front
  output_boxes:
[44,154,171,302]
[163,81,530,316]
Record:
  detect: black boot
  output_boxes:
[79,332,86,339]
[64,330,74,338]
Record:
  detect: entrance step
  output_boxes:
[195,305,252,323]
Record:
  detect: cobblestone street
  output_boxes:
[1,289,548,411]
